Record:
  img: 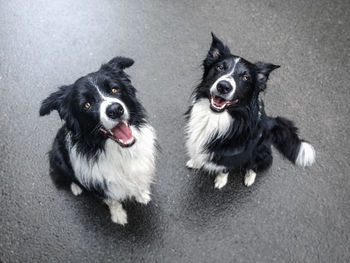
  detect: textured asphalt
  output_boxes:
[1,0,350,262]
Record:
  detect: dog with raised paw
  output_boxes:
[40,57,156,225]
[185,33,315,189]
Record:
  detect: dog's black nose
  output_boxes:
[216,81,232,94]
[106,103,124,119]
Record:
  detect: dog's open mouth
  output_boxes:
[100,120,135,147]
[210,95,239,112]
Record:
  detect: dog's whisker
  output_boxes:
[90,123,102,136]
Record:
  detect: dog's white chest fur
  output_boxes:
[68,123,156,200]
[185,99,233,172]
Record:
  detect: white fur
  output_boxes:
[295,142,315,167]
[68,123,156,224]
[244,169,256,187]
[135,190,151,205]
[70,182,83,196]
[185,99,233,172]
[214,171,228,189]
[209,58,240,100]
[104,200,128,225]
[186,159,200,169]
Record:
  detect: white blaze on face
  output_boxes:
[94,85,129,130]
[210,57,240,100]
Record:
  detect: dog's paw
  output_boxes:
[110,206,128,225]
[71,183,83,196]
[244,170,256,187]
[136,191,151,205]
[186,159,199,169]
[214,172,228,189]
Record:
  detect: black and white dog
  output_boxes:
[185,33,315,189]
[40,57,156,225]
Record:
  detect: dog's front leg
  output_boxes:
[214,171,229,189]
[186,159,200,169]
[104,199,128,225]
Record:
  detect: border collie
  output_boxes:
[40,57,156,225]
[185,33,315,189]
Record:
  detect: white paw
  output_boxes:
[70,183,83,196]
[136,191,151,205]
[186,159,199,169]
[295,142,315,167]
[214,173,228,189]
[244,170,256,187]
[110,206,128,225]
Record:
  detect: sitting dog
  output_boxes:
[40,57,156,225]
[185,33,315,189]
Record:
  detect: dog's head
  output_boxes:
[197,33,280,113]
[40,57,145,147]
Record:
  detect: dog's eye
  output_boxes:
[216,65,223,71]
[111,88,118,94]
[84,102,91,109]
[242,76,249,81]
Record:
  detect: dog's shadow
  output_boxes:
[59,185,163,247]
[178,168,263,228]
[51,167,264,242]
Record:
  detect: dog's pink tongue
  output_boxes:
[111,122,133,142]
[213,96,226,106]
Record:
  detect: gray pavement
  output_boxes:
[1,0,349,262]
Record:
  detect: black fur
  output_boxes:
[187,33,309,173]
[40,56,146,195]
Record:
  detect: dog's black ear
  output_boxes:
[39,85,70,116]
[204,33,231,68]
[255,62,280,91]
[40,85,78,131]
[106,56,134,71]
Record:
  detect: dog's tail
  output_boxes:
[270,117,315,167]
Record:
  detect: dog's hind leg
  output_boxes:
[243,140,273,187]
[49,127,76,188]
[104,199,128,225]
[214,171,229,189]
[255,140,273,172]
[70,182,83,196]
[244,169,257,187]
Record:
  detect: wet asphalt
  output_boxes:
[1,0,350,262]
